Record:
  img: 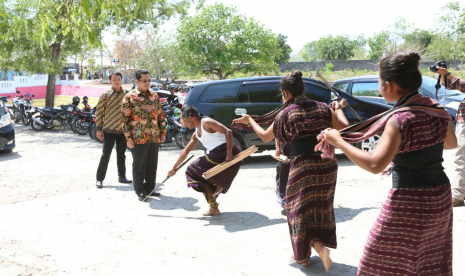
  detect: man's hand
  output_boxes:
[226,152,234,162]
[96,130,104,141]
[167,168,176,177]
[127,139,135,149]
[161,135,166,143]
[275,148,281,157]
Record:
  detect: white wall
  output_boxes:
[0,74,79,94]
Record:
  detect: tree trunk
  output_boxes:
[46,72,56,107]
[46,43,62,107]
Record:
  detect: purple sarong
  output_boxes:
[185,143,242,194]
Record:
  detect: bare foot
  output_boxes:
[320,247,332,272]
[202,207,221,216]
[291,254,309,267]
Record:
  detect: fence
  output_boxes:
[0,74,79,94]
[279,60,465,72]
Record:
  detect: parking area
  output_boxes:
[1,125,464,276]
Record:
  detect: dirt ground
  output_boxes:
[1,124,464,276]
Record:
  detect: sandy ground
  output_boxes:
[1,124,464,276]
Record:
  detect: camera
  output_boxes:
[430,61,447,72]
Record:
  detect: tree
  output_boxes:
[367,30,391,59]
[403,29,433,54]
[138,33,184,86]
[275,34,292,64]
[2,0,199,107]
[427,2,465,60]
[299,35,362,61]
[314,35,360,60]
[299,41,318,61]
[177,3,279,79]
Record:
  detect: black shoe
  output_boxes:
[118,176,132,184]
[146,191,161,197]
[96,181,103,189]
[138,194,147,201]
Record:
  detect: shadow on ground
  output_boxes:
[335,205,378,223]
[149,211,287,233]
[0,151,22,161]
[289,255,358,276]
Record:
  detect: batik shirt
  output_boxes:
[121,88,166,144]
[95,87,128,133]
[447,76,465,124]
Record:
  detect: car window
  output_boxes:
[241,82,281,103]
[197,82,241,103]
[421,77,462,97]
[304,82,331,103]
[334,82,349,92]
[352,82,380,97]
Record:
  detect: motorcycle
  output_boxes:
[162,102,183,149]
[87,106,102,143]
[30,104,76,131]
[70,98,93,134]
[21,93,34,126]
[73,105,95,135]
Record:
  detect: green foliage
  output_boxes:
[427,1,465,61]
[300,35,364,61]
[367,30,391,59]
[177,3,279,79]
[0,0,199,106]
[299,41,317,61]
[323,62,334,73]
[274,34,292,64]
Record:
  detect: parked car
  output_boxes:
[150,78,162,88]
[333,75,465,122]
[0,96,15,153]
[181,77,391,152]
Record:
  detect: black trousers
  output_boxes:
[131,143,159,195]
[96,132,127,181]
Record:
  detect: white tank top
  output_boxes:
[195,119,227,151]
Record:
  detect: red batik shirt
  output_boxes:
[447,76,465,124]
[121,88,166,144]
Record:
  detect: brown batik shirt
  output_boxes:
[121,87,166,144]
[95,87,128,133]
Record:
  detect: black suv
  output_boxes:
[333,75,465,122]
[181,76,390,152]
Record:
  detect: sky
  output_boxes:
[100,0,465,62]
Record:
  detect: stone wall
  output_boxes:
[279,60,465,72]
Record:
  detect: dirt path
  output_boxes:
[1,125,464,276]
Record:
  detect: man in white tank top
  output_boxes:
[167,105,242,216]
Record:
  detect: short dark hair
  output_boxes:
[109,72,123,80]
[279,70,304,97]
[135,69,150,81]
[181,105,199,118]
[379,51,422,92]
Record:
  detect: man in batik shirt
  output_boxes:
[437,65,465,207]
[122,69,166,201]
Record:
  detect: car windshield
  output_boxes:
[421,77,462,97]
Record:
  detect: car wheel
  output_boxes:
[357,134,381,153]
[0,149,13,153]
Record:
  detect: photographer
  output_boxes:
[436,63,465,207]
